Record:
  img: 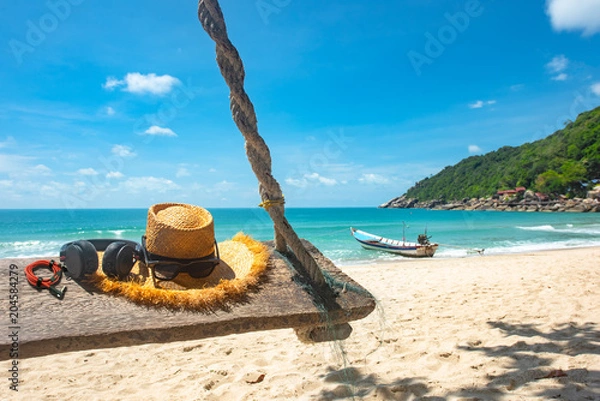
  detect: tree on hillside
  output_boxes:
[560,160,587,196]
[535,170,565,195]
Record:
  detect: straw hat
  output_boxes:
[145,203,215,259]
[93,203,270,310]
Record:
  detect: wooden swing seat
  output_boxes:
[1,240,375,360]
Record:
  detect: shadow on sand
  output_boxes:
[316,321,599,400]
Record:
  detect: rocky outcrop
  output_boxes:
[380,191,600,212]
[588,185,600,200]
[379,195,417,209]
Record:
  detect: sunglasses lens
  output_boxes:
[187,261,218,278]
[144,237,221,282]
[153,264,179,280]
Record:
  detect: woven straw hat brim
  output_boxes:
[93,233,270,311]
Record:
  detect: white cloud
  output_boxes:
[106,106,115,116]
[0,178,77,203]
[305,172,338,186]
[358,173,390,185]
[111,145,137,158]
[77,168,99,176]
[546,55,569,73]
[0,155,56,181]
[120,176,181,193]
[0,154,32,174]
[545,55,570,81]
[106,171,124,179]
[468,145,483,154]
[29,164,52,176]
[0,161,51,178]
[546,0,600,36]
[551,73,568,81]
[144,125,177,137]
[203,180,236,195]
[469,100,496,109]
[286,173,338,188]
[285,177,307,188]
[208,168,217,173]
[0,136,16,149]
[38,181,72,195]
[176,167,190,177]
[591,82,600,95]
[103,73,181,95]
[213,180,235,192]
[320,177,338,186]
[103,77,121,91]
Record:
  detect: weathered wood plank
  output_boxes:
[1,240,375,359]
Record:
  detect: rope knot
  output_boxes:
[258,197,285,210]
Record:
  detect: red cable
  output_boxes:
[25,260,66,298]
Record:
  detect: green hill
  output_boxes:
[404,106,600,201]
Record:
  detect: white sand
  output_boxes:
[5,247,600,400]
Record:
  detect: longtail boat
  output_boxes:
[350,227,438,258]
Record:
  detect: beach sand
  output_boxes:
[4,247,599,400]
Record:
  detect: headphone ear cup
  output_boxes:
[102,242,135,280]
[63,240,98,280]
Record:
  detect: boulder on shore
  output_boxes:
[588,185,600,200]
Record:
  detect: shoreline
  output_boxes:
[336,243,600,267]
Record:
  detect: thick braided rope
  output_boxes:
[198,0,326,287]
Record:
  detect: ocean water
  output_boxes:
[1,208,600,265]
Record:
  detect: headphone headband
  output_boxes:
[60,239,141,253]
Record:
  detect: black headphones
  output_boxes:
[59,239,142,280]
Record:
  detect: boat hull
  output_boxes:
[350,228,438,258]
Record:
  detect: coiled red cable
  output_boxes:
[25,259,66,299]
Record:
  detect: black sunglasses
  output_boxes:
[140,236,220,281]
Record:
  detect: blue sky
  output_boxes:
[1,0,600,209]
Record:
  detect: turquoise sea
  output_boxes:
[2,208,600,265]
